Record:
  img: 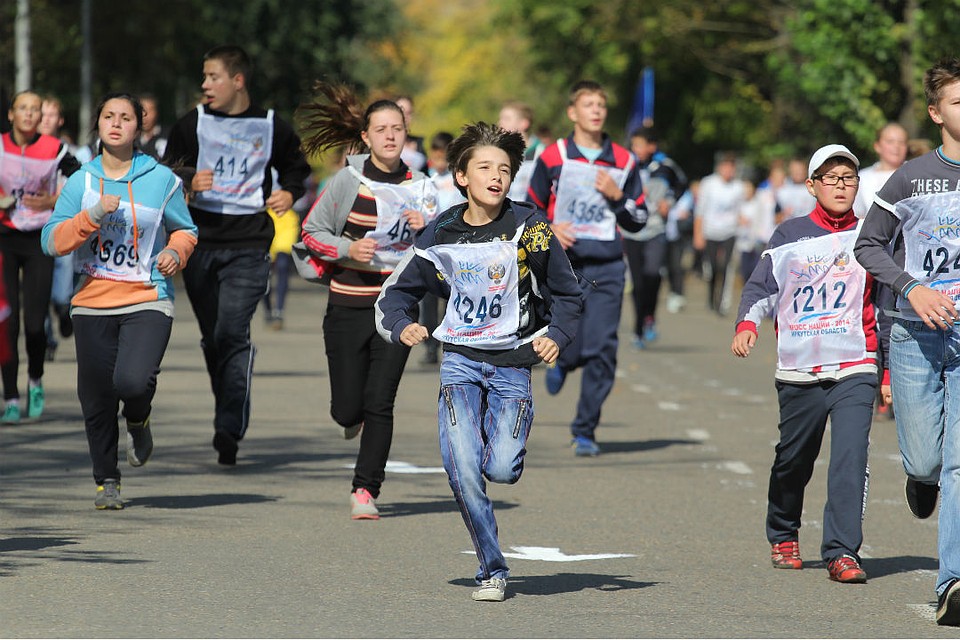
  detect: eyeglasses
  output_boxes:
[814,174,860,186]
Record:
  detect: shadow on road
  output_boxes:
[0,531,150,577]
[450,572,658,597]
[131,493,279,509]
[861,555,939,579]
[379,498,518,518]
[600,438,700,454]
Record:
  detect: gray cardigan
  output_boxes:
[292,154,427,283]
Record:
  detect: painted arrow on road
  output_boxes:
[463,546,636,562]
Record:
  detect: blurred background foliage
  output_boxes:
[3,0,960,179]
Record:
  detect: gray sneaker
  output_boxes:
[126,416,153,467]
[95,479,123,510]
[472,577,507,602]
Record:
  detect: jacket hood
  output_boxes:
[414,198,540,251]
[83,151,159,183]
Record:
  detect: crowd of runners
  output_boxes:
[3,44,960,621]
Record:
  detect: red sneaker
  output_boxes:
[827,554,867,583]
[770,540,802,570]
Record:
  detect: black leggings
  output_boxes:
[323,304,410,498]
[0,232,53,400]
[74,311,173,484]
[624,235,666,335]
[705,237,736,313]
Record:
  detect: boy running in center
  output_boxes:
[732,144,880,584]
[376,122,582,602]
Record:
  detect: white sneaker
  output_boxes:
[666,293,686,314]
[350,488,379,520]
[472,577,507,602]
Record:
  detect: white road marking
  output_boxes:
[721,461,753,475]
[462,546,636,562]
[658,401,681,411]
[341,460,445,474]
[687,429,710,441]
[631,384,652,393]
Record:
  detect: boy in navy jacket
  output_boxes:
[376,122,582,602]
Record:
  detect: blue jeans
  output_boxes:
[182,248,271,440]
[889,319,960,595]
[438,352,534,582]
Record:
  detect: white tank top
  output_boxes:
[417,225,542,350]
[896,191,960,318]
[349,166,438,268]
[193,105,274,215]
[0,143,63,230]
[765,227,867,370]
[551,139,628,241]
[74,173,164,283]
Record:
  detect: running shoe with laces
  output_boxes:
[827,554,867,583]
[126,415,153,467]
[937,579,960,626]
[572,436,600,457]
[472,577,507,602]
[1,402,20,424]
[770,540,802,570]
[350,488,379,520]
[905,477,939,519]
[95,479,123,510]
[27,382,44,419]
[545,365,566,395]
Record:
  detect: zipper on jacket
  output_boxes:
[512,399,527,439]
[443,387,457,426]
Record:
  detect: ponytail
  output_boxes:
[297,81,407,157]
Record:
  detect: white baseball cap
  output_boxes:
[807,144,860,179]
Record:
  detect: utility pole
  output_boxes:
[78,0,92,146]
[15,0,31,92]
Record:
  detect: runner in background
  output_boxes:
[162,45,310,465]
[37,96,80,362]
[394,95,426,172]
[136,93,168,161]
[693,152,745,316]
[622,126,687,348]
[497,100,546,202]
[853,122,908,219]
[420,131,465,365]
[527,79,647,456]
[263,169,312,330]
[776,158,817,223]
[293,81,438,519]
[0,91,81,423]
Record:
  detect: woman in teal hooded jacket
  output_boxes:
[42,92,197,509]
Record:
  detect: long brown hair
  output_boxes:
[297,81,405,157]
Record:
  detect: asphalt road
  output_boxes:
[0,274,952,638]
